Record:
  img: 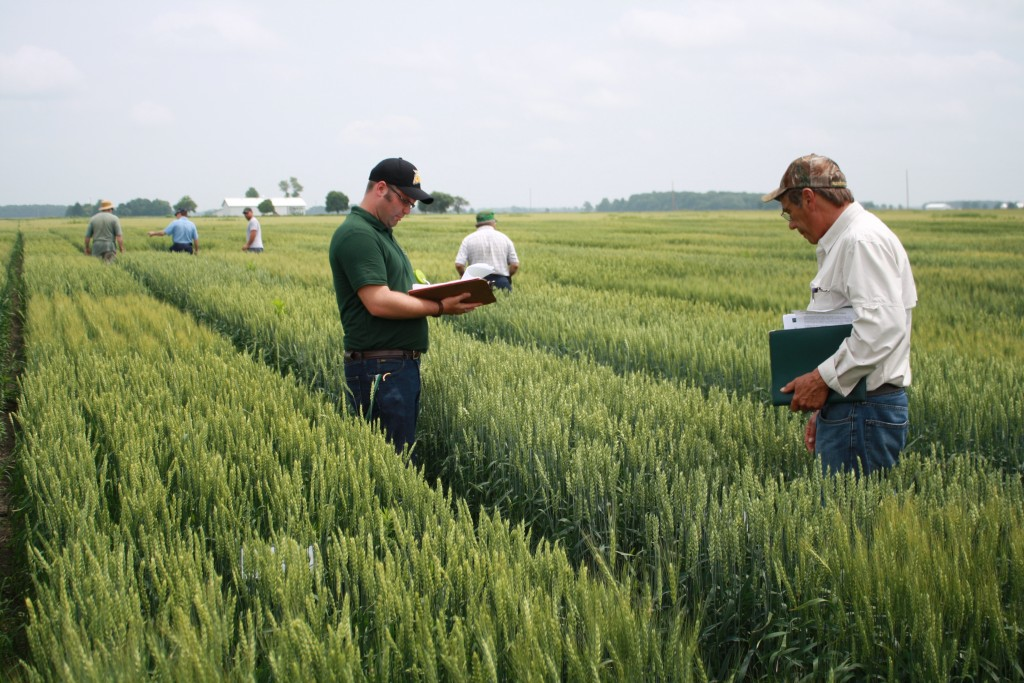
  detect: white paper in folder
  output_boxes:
[781,307,856,330]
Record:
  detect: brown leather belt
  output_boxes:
[344,349,421,363]
[866,383,902,397]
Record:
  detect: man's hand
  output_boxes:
[782,368,830,412]
[441,292,482,315]
[358,286,481,319]
[804,411,819,453]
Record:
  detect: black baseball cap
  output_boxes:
[368,157,434,204]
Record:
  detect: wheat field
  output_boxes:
[1,209,1022,681]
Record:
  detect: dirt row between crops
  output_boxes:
[1,251,26,675]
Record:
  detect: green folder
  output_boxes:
[769,324,867,406]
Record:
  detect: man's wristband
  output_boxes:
[432,300,444,317]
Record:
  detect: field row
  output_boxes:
[16,241,697,680]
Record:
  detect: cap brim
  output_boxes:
[400,186,433,204]
[761,187,786,203]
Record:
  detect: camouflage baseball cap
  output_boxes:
[762,154,848,202]
[475,210,495,224]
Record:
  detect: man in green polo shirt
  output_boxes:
[329,157,481,456]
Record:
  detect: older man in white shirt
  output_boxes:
[764,154,917,476]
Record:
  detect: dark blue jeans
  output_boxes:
[485,274,512,292]
[344,358,421,455]
[816,390,909,476]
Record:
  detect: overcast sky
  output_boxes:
[2,0,1021,212]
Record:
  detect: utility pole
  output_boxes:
[905,169,910,210]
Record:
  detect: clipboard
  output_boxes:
[769,324,867,406]
[408,277,496,305]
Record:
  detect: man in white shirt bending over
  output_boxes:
[763,153,917,476]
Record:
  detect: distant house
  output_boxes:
[923,202,954,210]
[215,197,307,216]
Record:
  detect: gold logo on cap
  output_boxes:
[413,170,422,185]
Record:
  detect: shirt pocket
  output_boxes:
[808,280,848,312]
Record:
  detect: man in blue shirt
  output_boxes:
[148,207,199,254]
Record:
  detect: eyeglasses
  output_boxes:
[781,188,809,221]
[387,185,416,210]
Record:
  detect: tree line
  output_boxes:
[322,190,468,215]
[4,183,1018,220]
[0,205,68,218]
[64,196,197,218]
[595,190,777,212]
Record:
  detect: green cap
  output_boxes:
[475,210,495,224]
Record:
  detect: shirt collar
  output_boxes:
[816,201,863,257]
[352,205,392,235]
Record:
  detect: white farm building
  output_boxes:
[216,197,307,217]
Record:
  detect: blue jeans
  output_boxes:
[485,274,512,292]
[344,358,421,455]
[816,390,909,476]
